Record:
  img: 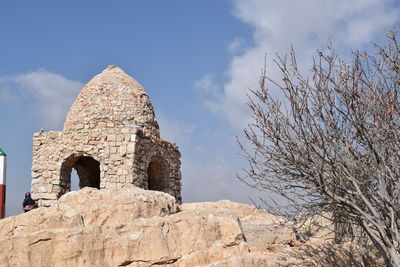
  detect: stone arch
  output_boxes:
[147,157,169,192]
[59,154,100,196]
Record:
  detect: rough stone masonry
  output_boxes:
[30,65,182,207]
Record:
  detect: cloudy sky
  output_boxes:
[0,0,399,216]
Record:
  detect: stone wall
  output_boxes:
[134,134,182,202]
[32,126,181,207]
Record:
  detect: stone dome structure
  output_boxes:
[30,66,182,207]
[64,65,160,137]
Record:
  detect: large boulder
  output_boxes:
[0,185,178,237]
[0,187,380,266]
[180,201,293,252]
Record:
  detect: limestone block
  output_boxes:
[109,154,120,161]
[50,180,60,185]
[42,171,52,178]
[107,135,116,141]
[32,192,57,200]
[51,185,61,193]
[90,132,100,138]
[31,165,41,172]
[121,128,130,134]
[31,172,40,178]
[39,199,58,207]
[37,186,48,193]
[46,184,53,193]
[118,145,127,155]
[127,143,135,153]
[83,145,93,151]
[97,121,106,128]
[48,165,57,171]
[31,178,42,185]
[126,161,133,167]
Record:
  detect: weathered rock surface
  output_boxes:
[0,187,380,266]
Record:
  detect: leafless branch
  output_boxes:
[239,31,400,267]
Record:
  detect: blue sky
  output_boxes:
[0,0,399,216]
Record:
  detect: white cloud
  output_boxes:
[228,38,247,54]
[205,0,400,129]
[157,112,195,144]
[0,70,82,129]
[193,74,220,97]
[182,156,261,203]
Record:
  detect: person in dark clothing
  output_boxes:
[22,192,35,212]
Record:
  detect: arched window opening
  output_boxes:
[60,155,100,196]
[147,158,169,192]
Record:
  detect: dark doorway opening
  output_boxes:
[147,158,169,192]
[60,155,100,196]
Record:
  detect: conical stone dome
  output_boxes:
[63,65,159,136]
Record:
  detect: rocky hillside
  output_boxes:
[0,186,380,266]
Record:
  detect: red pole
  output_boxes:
[0,185,5,219]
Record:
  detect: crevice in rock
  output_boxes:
[118,260,134,266]
[150,257,181,266]
[79,215,85,229]
[11,217,16,236]
[236,217,248,243]
[29,237,51,245]
[223,241,239,249]
[160,222,173,259]
[118,259,149,266]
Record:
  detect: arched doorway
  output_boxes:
[60,154,100,196]
[147,158,169,192]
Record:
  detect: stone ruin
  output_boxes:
[30,65,182,207]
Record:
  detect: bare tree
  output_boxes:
[239,32,400,267]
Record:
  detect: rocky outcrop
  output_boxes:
[0,186,380,266]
